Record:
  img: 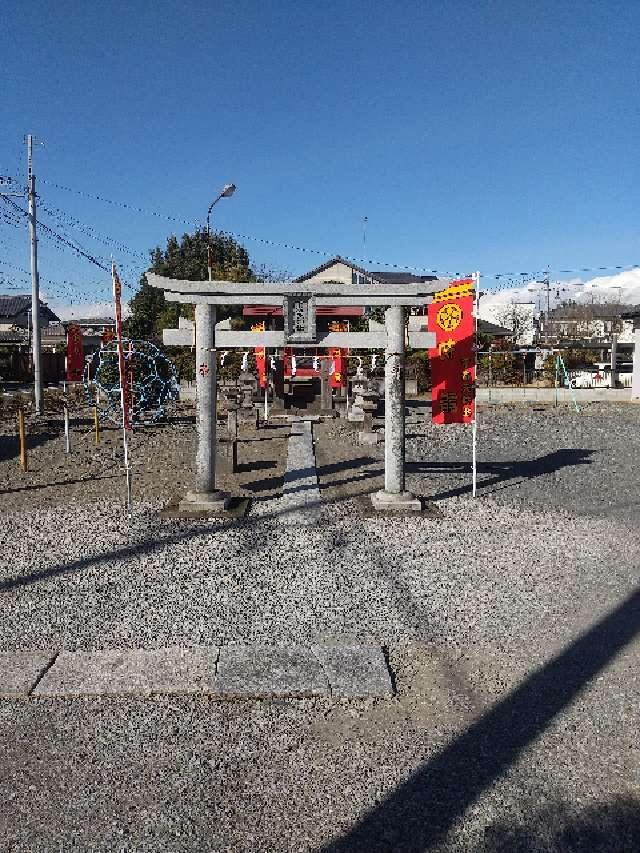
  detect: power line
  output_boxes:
[40,177,640,282]
[38,199,149,262]
[0,259,111,298]
[1,194,109,270]
[0,195,137,293]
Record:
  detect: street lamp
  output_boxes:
[206,183,236,282]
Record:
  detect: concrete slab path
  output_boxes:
[276,419,322,525]
[4,644,393,700]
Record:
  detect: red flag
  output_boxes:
[328,347,348,388]
[428,279,476,424]
[251,323,268,388]
[65,323,84,382]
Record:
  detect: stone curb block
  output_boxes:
[312,644,394,698]
[33,647,220,698]
[0,650,58,698]
[214,644,328,698]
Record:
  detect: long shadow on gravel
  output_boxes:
[0,451,593,592]
[0,473,118,495]
[316,456,378,477]
[470,796,640,853]
[319,583,640,853]
[408,448,594,501]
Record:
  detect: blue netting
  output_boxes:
[86,339,179,425]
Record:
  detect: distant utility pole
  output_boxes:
[27,134,43,415]
[536,267,551,337]
[544,267,550,319]
[362,216,368,253]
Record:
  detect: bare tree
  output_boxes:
[493,304,534,344]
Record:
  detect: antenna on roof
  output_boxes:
[362,216,368,253]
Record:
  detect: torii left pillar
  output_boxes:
[180,304,230,511]
[371,306,421,511]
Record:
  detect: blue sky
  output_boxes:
[1,0,639,308]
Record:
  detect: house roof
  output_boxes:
[0,294,59,323]
[548,302,635,321]
[621,307,640,320]
[293,256,439,286]
[66,317,115,327]
[478,318,512,337]
[293,256,373,283]
[369,271,438,284]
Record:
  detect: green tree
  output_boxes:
[125,228,255,343]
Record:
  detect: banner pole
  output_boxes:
[472,270,480,497]
[64,405,71,454]
[112,262,132,513]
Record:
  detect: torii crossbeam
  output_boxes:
[146,272,445,512]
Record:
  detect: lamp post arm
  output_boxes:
[205,186,235,283]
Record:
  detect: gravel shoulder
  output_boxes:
[0,402,639,851]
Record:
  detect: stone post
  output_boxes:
[610,333,618,389]
[272,357,286,409]
[372,306,421,511]
[238,370,259,429]
[180,303,229,510]
[320,357,333,413]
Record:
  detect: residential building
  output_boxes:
[0,294,59,332]
[543,302,635,343]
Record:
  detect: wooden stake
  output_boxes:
[94,405,100,444]
[18,407,27,471]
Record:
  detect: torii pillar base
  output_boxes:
[371,490,422,512]
[179,490,232,513]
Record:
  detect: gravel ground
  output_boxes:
[0,402,639,851]
[0,403,288,511]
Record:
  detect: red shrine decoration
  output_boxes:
[243,306,357,385]
[65,323,84,382]
[327,322,348,388]
[328,347,347,388]
[428,279,476,424]
[251,323,268,388]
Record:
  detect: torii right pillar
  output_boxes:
[372,306,422,511]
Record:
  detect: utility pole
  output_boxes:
[535,267,551,341]
[544,267,550,320]
[27,134,43,415]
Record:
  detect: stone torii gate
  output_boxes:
[146,273,444,512]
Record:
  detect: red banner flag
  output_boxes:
[328,347,348,388]
[251,323,268,388]
[428,279,476,424]
[65,323,84,382]
[327,322,348,388]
